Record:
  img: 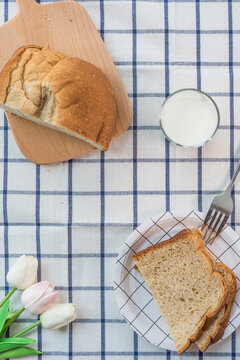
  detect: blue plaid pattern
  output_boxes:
[0,0,240,359]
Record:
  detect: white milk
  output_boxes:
[160,89,219,147]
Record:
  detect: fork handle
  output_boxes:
[226,160,240,192]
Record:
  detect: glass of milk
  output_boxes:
[160,89,220,147]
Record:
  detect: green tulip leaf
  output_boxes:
[0,328,7,339]
[0,346,41,358]
[0,300,10,333]
[0,337,35,352]
[0,307,24,338]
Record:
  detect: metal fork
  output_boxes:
[202,161,240,245]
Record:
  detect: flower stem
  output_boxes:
[0,288,16,308]
[11,320,41,338]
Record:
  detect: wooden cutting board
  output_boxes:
[0,0,132,164]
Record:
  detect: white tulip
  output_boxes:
[7,255,38,290]
[40,303,76,330]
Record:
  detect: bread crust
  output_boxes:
[0,45,116,151]
[0,45,60,103]
[212,265,236,343]
[43,56,116,151]
[133,228,228,354]
[196,263,236,352]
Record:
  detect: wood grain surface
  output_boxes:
[0,0,132,164]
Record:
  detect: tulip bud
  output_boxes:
[21,281,58,315]
[40,303,76,330]
[7,255,38,290]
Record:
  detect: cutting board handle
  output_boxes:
[16,0,37,11]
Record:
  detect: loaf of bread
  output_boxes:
[196,262,236,352]
[133,229,228,354]
[0,46,116,151]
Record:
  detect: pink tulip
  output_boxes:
[21,281,58,315]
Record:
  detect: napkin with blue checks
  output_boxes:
[0,0,239,359]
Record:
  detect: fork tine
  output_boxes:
[210,214,229,245]
[201,208,214,240]
[201,206,214,232]
[202,224,210,242]
[206,209,218,230]
[205,211,223,245]
[202,209,218,242]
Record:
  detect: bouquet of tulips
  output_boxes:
[0,255,76,358]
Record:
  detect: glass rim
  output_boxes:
[159,88,220,148]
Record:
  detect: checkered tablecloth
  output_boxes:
[0,0,240,359]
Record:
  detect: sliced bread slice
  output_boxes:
[132,228,228,354]
[196,263,236,352]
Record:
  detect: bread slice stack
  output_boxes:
[133,228,236,354]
